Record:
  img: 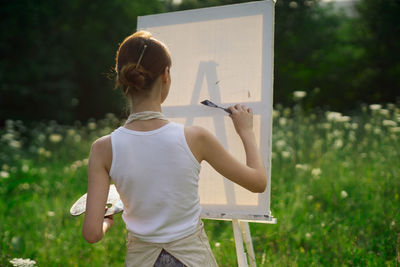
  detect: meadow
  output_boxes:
[1,102,399,266]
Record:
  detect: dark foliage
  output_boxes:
[0,0,399,125]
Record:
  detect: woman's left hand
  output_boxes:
[102,215,114,234]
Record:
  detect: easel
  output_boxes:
[137,1,277,265]
[202,212,277,266]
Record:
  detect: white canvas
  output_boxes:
[138,0,275,221]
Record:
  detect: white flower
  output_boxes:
[334,139,343,149]
[281,151,291,159]
[305,233,311,239]
[22,165,29,173]
[311,168,321,178]
[49,134,62,143]
[88,122,97,130]
[293,91,306,100]
[0,170,10,179]
[276,140,286,150]
[369,104,382,110]
[215,242,221,248]
[279,117,287,126]
[9,258,36,267]
[389,127,400,133]
[379,109,389,116]
[307,195,314,201]
[295,164,309,171]
[273,110,279,119]
[47,211,55,217]
[383,120,397,127]
[67,129,76,136]
[9,140,21,149]
[340,190,348,199]
[289,1,298,8]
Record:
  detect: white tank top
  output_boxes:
[109,122,201,243]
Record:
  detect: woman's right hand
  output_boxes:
[228,104,254,138]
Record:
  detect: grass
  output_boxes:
[0,103,399,266]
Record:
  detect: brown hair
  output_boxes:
[115,31,171,96]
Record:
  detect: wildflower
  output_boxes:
[281,151,291,159]
[334,139,343,149]
[364,123,371,131]
[311,168,321,178]
[279,117,287,126]
[339,116,350,122]
[275,140,286,150]
[295,164,309,171]
[215,242,221,248]
[289,1,298,8]
[389,127,400,133]
[307,195,314,201]
[2,164,9,170]
[49,134,62,143]
[293,90,306,100]
[45,233,55,240]
[305,233,311,239]
[2,132,14,141]
[322,123,331,130]
[340,190,348,199]
[47,211,55,217]
[22,165,29,173]
[9,258,36,267]
[379,109,389,116]
[383,120,396,127]
[9,140,21,149]
[369,104,381,110]
[1,171,10,179]
[305,0,313,7]
[88,122,97,130]
[67,129,76,136]
[321,222,325,227]
[273,109,279,119]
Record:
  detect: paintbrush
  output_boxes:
[200,100,232,114]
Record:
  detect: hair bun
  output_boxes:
[119,63,150,93]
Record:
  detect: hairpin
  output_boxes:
[136,44,148,69]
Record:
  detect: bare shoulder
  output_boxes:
[184,125,209,138]
[91,135,112,152]
[90,135,112,170]
[183,125,212,163]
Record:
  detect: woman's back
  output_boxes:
[110,122,201,243]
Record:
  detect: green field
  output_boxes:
[1,103,399,266]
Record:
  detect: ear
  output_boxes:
[162,67,170,83]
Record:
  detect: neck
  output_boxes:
[130,89,162,114]
[130,100,162,114]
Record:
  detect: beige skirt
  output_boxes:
[125,220,218,267]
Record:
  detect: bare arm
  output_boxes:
[190,104,267,193]
[82,136,114,243]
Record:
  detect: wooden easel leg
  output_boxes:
[232,219,248,267]
[239,221,257,267]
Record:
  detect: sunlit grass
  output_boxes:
[1,103,399,266]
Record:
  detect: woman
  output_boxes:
[82,30,267,266]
